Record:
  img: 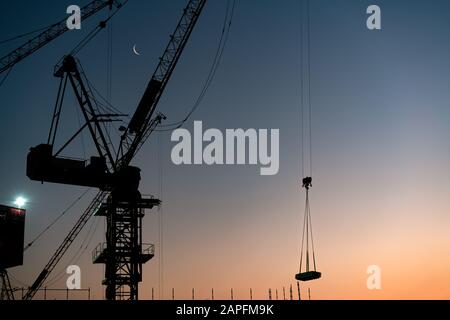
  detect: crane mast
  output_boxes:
[24,0,207,300]
[0,0,120,75]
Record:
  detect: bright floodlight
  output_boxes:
[14,196,27,208]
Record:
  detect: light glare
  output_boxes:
[14,196,27,208]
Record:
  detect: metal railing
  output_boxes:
[16,287,91,300]
[92,242,107,262]
[92,242,155,262]
[142,243,155,256]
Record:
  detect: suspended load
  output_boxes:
[296,176,321,282]
[295,0,321,283]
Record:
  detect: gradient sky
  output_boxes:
[1,0,450,300]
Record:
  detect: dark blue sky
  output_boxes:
[1,0,450,299]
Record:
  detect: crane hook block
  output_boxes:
[302,176,312,190]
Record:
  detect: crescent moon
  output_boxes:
[133,44,141,56]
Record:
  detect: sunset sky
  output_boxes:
[1,0,450,300]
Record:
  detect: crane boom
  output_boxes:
[117,0,207,168]
[0,0,116,75]
[24,0,207,300]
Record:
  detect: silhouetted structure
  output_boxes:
[296,177,322,282]
[302,176,312,190]
[23,0,207,300]
[0,204,26,300]
[0,0,124,75]
[0,205,26,270]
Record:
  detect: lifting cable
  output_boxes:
[21,188,95,287]
[68,8,124,160]
[106,11,113,105]
[1,1,128,89]
[61,60,119,159]
[158,132,164,299]
[0,66,12,88]
[7,271,29,289]
[45,214,101,286]
[0,23,56,46]
[104,5,114,261]
[71,0,129,57]
[104,9,114,148]
[297,0,320,281]
[23,188,91,252]
[156,0,237,131]
[53,0,129,70]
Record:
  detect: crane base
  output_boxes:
[295,271,321,282]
